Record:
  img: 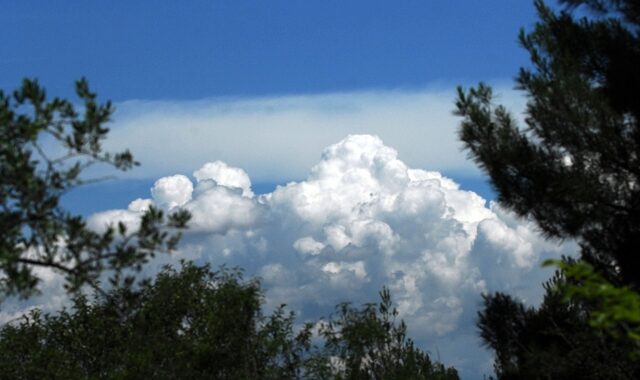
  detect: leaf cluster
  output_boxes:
[478,280,640,379]
[308,288,458,380]
[0,79,190,298]
[455,0,640,287]
[0,263,459,380]
[545,259,640,345]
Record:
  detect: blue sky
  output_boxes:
[2,1,535,100]
[3,2,564,378]
[2,0,535,213]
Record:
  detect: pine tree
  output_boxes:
[0,79,189,298]
[455,0,640,377]
[455,0,640,287]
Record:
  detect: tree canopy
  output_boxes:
[455,0,640,377]
[477,272,640,379]
[456,0,640,287]
[0,261,459,380]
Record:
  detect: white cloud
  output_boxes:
[4,134,573,379]
[151,174,193,209]
[186,183,262,233]
[193,160,253,197]
[102,135,575,376]
[103,85,526,182]
[86,203,146,234]
[293,237,325,256]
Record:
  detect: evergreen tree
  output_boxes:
[0,79,189,298]
[478,273,640,379]
[308,288,459,380]
[455,0,640,287]
[455,0,640,377]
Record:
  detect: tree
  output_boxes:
[478,272,640,379]
[0,262,459,380]
[0,79,190,299]
[0,262,305,379]
[455,0,640,288]
[308,288,459,380]
[454,0,640,377]
[547,259,640,345]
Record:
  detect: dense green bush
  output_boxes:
[0,262,458,380]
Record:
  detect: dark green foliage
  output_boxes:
[0,263,459,380]
[0,79,189,298]
[454,0,640,377]
[478,275,640,379]
[455,0,640,288]
[0,262,306,380]
[546,259,640,344]
[308,288,459,380]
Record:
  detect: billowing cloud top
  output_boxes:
[12,135,573,378]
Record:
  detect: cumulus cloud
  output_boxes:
[151,175,194,209]
[193,161,253,197]
[86,198,151,234]
[5,135,574,378]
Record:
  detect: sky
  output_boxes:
[1,1,536,100]
[1,1,571,378]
